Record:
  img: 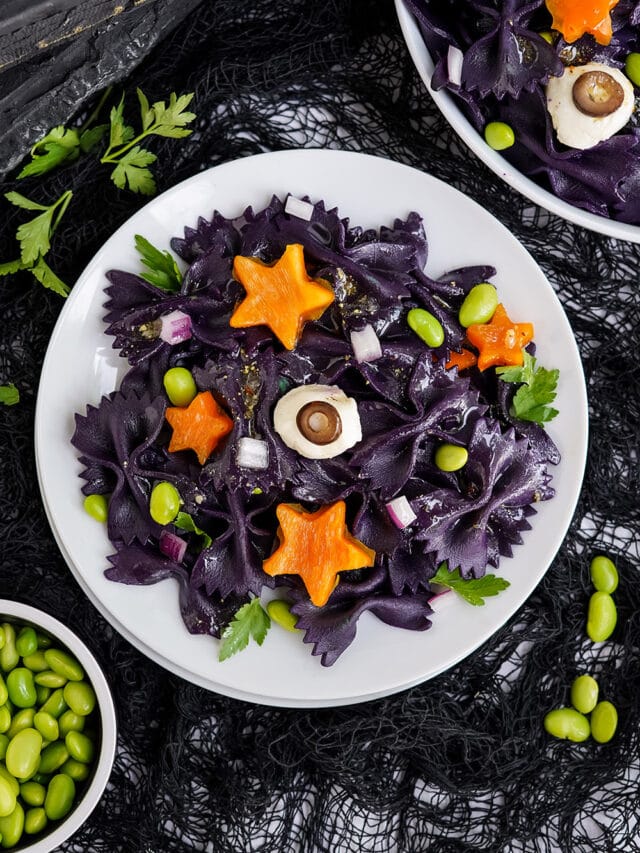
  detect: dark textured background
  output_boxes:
[1,0,639,850]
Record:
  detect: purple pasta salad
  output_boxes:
[402,0,640,224]
[72,194,560,666]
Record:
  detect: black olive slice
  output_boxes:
[296,401,342,445]
[572,71,624,117]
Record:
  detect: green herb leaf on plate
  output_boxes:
[218,598,271,662]
[496,352,559,425]
[134,234,182,292]
[430,564,510,606]
[173,511,212,549]
[0,384,20,406]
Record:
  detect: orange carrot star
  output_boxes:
[545,0,620,45]
[230,243,335,350]
[165,390,233,465]
[465,303,534,372]
[263,501,376,607]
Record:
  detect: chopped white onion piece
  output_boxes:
[237,436,269,470]
[350,324,382,363]
[159,310,192,344]
[386,496,417,529]
[284,196,314,221]
[159,530,187,563]
[447,45,464,87]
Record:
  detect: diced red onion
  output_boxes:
[447,45,464,87]
[237,436,269,470]
[284,196,314,221]
[159,530,187,563]
[350,324,382,363]
[386,495,417,529]
[159,310,192,345]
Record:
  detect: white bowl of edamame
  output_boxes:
[0,600,117,852]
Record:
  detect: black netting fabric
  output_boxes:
[1,0,640,850]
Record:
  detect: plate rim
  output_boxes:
[34,148,588,707]
[395,0,640,244]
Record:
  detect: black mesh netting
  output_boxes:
[1,0,640,850]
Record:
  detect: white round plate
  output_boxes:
[35,149,587,708]
[396,0,640,244]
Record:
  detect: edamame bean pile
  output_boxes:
[0,622,98,849]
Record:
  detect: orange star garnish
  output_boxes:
[445,348,478,372]
[165,390,233,465]
[545,0,619,45]
[465,303,534,372]
[230,243,335,350]
[263,501,376,607]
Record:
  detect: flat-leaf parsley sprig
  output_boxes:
[0,384,20,406]
[430,564,510,606]
[496,352,560,425]
[218,598,271,662]
[100,90,196,195]
[0,191,73,296]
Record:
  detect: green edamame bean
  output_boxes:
[434,443,468,473]
[33,712,59,743]
[30,773,50,786]
[458,283,499,328]
[44,649,84,683]
[484,121,515,151]
[625,52,640,87]
[0,768,18,798]
[407,308,445,348]
[0,678,6,708]
[63,681,96,717]
[5,728,42,780]
[65,731,94,764]
[6,669,37,709]
[15,628,37,659]
[24,806,47,836]
[58,711,85,737]
[83,493,109,524]
[587,591,617,642]
[589,555,618,594]
[61,758,90,782]
[0,775,16,819]
[0,801,24,849]
[34,671,67,689]
[543,707,590,742]
[35,686,50,706]
[0,628,4,651]
[44,773,75,821]
[0,737,7,762]
[21,652,48,673]
[0,627,18,674]
[40,689,67,720]
[163,367,198,407]
[0,710,9,736]
[36,634,52,650]
[266,600,299,632]
[7,710,35,740]
[591,701,618,744]
[19,781,46,807]
[570,674,599,715]
[37,742,69,775]
[149,481,181,525]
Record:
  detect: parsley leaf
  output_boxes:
[218,598,271,662]
[134,234,182,292]
[0,384,20,406]
[16,207,56,264]
[110,146,157,195]
[430,564,510,606]
[17,126,82,179]
[107,96,136,150]
[149,91,196,138]
[496,353,559,425]
[173,511,212,549]
[79,124,108,154]
[31,257,71,297]
[0,259,26,277]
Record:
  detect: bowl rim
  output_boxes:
[395,0,640,244]
[0,599,117,853]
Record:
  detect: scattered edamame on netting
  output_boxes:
[544,554,620,745]
[0,621,99,848]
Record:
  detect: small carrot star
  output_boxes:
[165,390,233,465]
[465,303,534,372]
[230,243,335,350]
[545,0,619,46]
[263,501,376,607]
